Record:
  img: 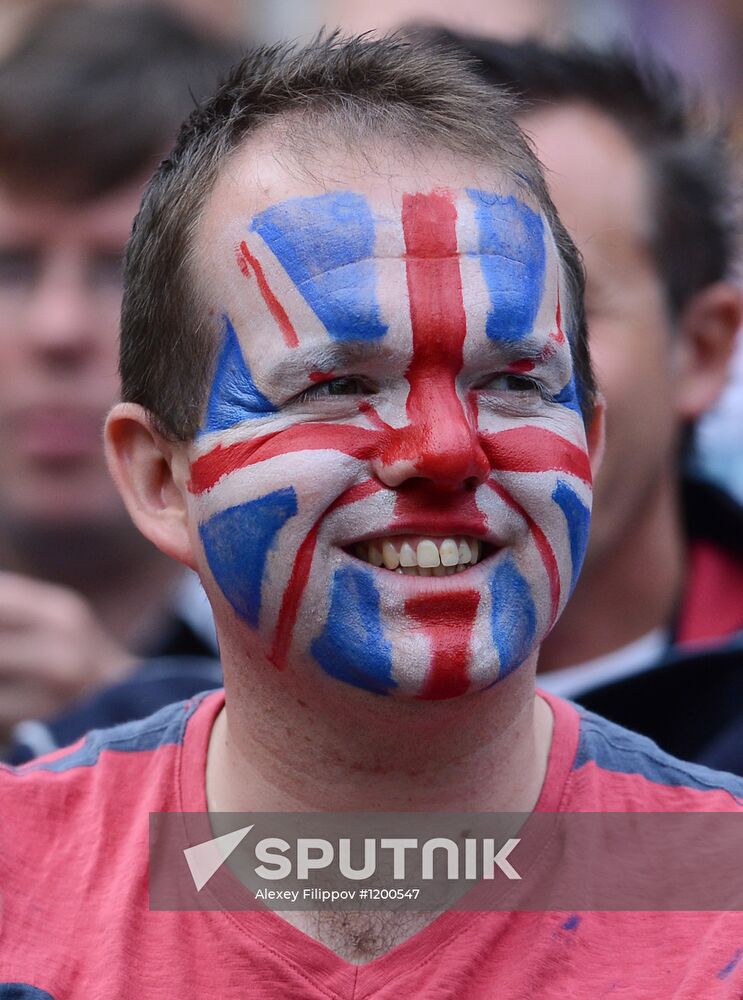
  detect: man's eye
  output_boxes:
[485,373,544,394]
[295,376,374,402]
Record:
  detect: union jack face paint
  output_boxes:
[188,179,593,699]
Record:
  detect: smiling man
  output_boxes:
[1,35,743,998]
[181,168,591,703]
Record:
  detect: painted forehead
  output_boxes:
[201,185,574,433]
[240,186,557,348]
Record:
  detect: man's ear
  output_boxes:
[673,281,742,421]
[104,403,197,570]
[586,394,606,482]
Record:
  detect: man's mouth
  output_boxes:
[351,535,487,576]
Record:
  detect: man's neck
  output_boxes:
[539,476,685,673]
[0,521,185,652]
[207,654,553,815]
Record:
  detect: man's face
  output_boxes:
[0,181,144,534]
[187,142,595,698]
[524,104,678,565]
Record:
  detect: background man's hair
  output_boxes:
[0,1,240,202]
[421,31,740,322]
[121,32,596,441]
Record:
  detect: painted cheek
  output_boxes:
[269,479,383,672]
[488,554,538,680]
[192,408,385,633]
[189,422,381,495]
[551,479,591,596]
[201,316,277,434]
[479,425,593,484]
[480,419,592,632]
[198,486,298,627]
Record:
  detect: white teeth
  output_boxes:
[382,541,400,570]
[417,539,440,568]
[399,542,417,567]
[353,535,487,574]
[440,538,459,566]
[368,543,383,567]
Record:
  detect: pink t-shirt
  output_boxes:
[1,689,743,998]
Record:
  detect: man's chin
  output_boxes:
[309,629,514,702]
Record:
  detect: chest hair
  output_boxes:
[276,909,438,963]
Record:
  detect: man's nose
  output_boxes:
[372,395,491,491]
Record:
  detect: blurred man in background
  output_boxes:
[433,34,743,770]
[0,2,238,756]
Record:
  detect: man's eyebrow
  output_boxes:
[482,329,567,357]
[264,342,386,384]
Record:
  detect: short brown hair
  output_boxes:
[121,33,595,440]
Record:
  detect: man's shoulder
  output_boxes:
[569,701,743,809]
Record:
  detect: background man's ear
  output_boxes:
[673,281,742,421]
[586,394,606,482]
[104,403,197,570]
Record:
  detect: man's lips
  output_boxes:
[346,533,494,576]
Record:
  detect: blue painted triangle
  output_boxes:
[202,316,277,434]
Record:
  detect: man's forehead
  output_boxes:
[198,133,541,246]
[202,167,556,283]
[246,185,547,259]
[193,138,567,381]
[247,187,552,344]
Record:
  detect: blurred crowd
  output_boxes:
[0,0,741,771]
